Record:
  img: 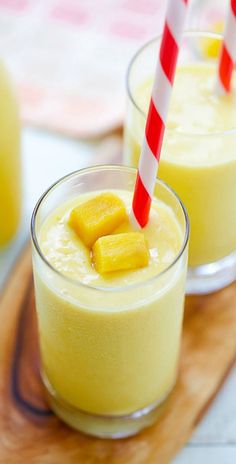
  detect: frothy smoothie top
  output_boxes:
[137,63,236,135]
[39,190,183,288]
[134,63,236,166]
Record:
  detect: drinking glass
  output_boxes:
[31,165,189,438]
[124,32,236,294]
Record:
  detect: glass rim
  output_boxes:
[31,165,189,294]
[126,30,236,138]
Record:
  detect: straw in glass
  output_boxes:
[218,0,236,93]
[132,0,189,228]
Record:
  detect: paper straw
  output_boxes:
[132,0,189,228]
[218,0,236,93]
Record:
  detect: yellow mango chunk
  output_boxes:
[93,232,149,274]
[69,193,128,247]
[200,21,223,59]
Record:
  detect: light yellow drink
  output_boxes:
[0,63,21,246]
[31,167,188,437]
[36,191,183,413]
[124,62,236,267]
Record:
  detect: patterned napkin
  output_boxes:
[0,0,226,137]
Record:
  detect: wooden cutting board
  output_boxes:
[0,243,235,464]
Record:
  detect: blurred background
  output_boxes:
[0,0,227,137]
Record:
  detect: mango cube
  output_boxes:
[69,193,128,247]
[93,232,149,274]
[200,21,223,59]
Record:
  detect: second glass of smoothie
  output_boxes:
[0,62,21,247]
[124,32,236,294]
[31,166,189,438]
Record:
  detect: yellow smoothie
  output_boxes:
[124,63,236,266]
[34,189,187,418]
[0,63,21,246]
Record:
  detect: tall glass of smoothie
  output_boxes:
[124,32,236,294]
[0,62,21,247]
[31,165,189,438]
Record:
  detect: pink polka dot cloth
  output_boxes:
[0,0,226,137]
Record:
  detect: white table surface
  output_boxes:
[0,127,235,463]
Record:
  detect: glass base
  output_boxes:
[43,374,173,438]
[186,251,236,294]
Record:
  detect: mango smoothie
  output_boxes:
[31,166,188,437]
[0,63,21,246]
[125,61,236,269]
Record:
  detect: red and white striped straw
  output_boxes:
[132,0,189,228]
[218,0,236,93]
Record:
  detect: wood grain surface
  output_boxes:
[0,244,235,464]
